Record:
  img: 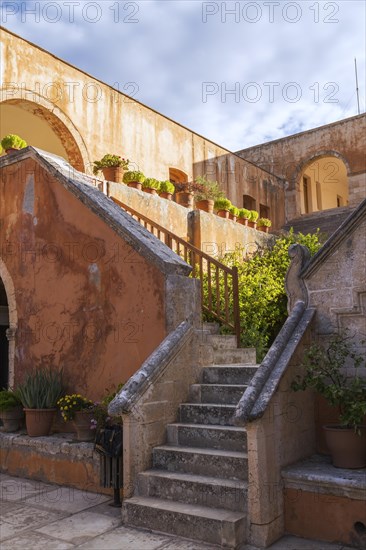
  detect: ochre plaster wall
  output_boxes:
[0,158,166,399]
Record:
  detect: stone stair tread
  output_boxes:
[209,363,258,368]
[139,469,248,489]
[196,383,248,388]
[168,422,246,432]
[154,444,247,459]
[183,402,237,408]
[125,495,246,521]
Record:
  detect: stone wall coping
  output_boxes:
[301,197,366,279]
[0,432,96,459]
[0,147,191,277]
[233,301,315,425]
[108,318,193,416]
[282,455,366,501]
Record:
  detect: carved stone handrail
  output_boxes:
[108,318,193,415]
[233,301,315,425]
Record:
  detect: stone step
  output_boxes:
[137,470,247,512]
[180,403,237,426]
[208,334,238,349]
[202,365,258,385]
[122,496,246,548]
[166,422,247,452]
[153,445,248,480]
[202,322,220,335]
[189,383,247,404]
[214,348,256,364]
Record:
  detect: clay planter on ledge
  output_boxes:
[258,226,270,233]
[176,191,194,208]
[0,407,24,432]
[248,221,257,229]
[143,188,158,195]
[102,166,125,184]
[5,148,20,155]
[73,410,95,442]
[237,218,249,226]
[195,199,214,214]
[160,192,173,201]
[24,408,56,437]
[127,181,142,191]
[217,209,230,219]
[229,213,237,222]
[324,425,366,469]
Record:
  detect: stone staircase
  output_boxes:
[283,206,354,237]
[122,328,258,548]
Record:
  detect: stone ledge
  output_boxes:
[282,454,366,501]
[0,431,95,458]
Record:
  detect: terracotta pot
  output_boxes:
[143,187,158,195]
[5,148,20,155]
[237,218,249,226]
[160,192,173,201]
[248,221,257,229]
[195,199,214,213]
[127,181,142,191]
[323,425,366,468]
[175,191,194,208]
[102,166,124,183]
[24,408,56,437]
[0,407,24,432]
[73,410,95,442]
[229,214,237,222]
[258,226,270,233]
[217,209,230,219]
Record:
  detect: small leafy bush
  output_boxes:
[249,210,259,222]
[238,208,251,219]
[0,389,22,411]
[17,368,64,409]
[257,217,272,227]
[229,206,240,217]
[1,134,27,150]
[143,178,161,191]
[123,170,145,183]
[214,197,232,211]
[194,176,224,202]
[160,180,175,194]
[93,154,129,175]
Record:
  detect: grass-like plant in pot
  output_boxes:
[17,367,64,437]
[214,197,232,219]
[0,389,24,432]
[237,208,251,226]
[257,217,272,232]
[123,170,145,190]
[291,332,366,468]
[1,134,27,154]
[93,154,129,183]
[142,177,161,195]
[194,176,224,213]
[159,180,175,200]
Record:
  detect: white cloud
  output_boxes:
[1,0,365,150]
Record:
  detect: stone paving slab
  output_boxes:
[0,531,75,550]
[0,475,55,502]
[1,503,65,540]
[24,486,110,513]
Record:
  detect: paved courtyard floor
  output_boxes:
[0,474,354,549]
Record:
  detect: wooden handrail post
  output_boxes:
[232,266,241,347]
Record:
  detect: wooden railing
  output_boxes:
[112,197,241,346]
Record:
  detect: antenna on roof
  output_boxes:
[354,58,361,115]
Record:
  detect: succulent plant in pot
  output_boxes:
[1,134,27,155]
[194,176,224,214]
[257,217,272,233]
[159,180,175,200]
[17,367,65,437]
[214,197,232,219]
[229,205,240,222]
[142,177,161,195]
[0,389,24,432]
[248,210,259,228]
[237,208,251,226]
[93,154,129,183]
[291,332,366,468]
[123,170,145,190]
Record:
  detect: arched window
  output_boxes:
[243,194,256,210]
[169,168,188,184]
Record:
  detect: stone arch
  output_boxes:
[0,258,18,388]
[0,92,91,172]
[290,151,350,218]
[169,168,188,183]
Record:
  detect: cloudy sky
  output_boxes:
[1,0,365,150]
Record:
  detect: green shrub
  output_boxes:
[123,170,145,183]
[17,368,64,409]
[93,154,129,175]
[229,206,240,217]
[194,176,224,202]
[249,210,259,222]
[0,389,22,412]
[257,217,272,227]
[160,180,175,194]
[1,134,27,150]
[143,178,161,191]
[202,229,322,360]
[238,208,251,219]
[214,197,232,211]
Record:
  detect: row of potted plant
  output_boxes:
[0,134,27,155]
[0,367,122,442]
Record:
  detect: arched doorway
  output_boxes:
[0,96,90,172]
[169,168,188,184]
[0,278,9,388]
[297,155,349,215]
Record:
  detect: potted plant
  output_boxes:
[159,180,175,200]
[257,217,272,233]
[237,208,251,226]
[175,181,201,208]
[1,134,27,155]
[123,170,145,190]
[194,176,224,214]
[58,393,95,442]
[93,154,129,183]
[214,197,232,219]
[142,177,160,195]
[292,333,366,468]
[17,368,64,437]
[229,205,240,222]
[248,210,259,229]
[0,389,24,432]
